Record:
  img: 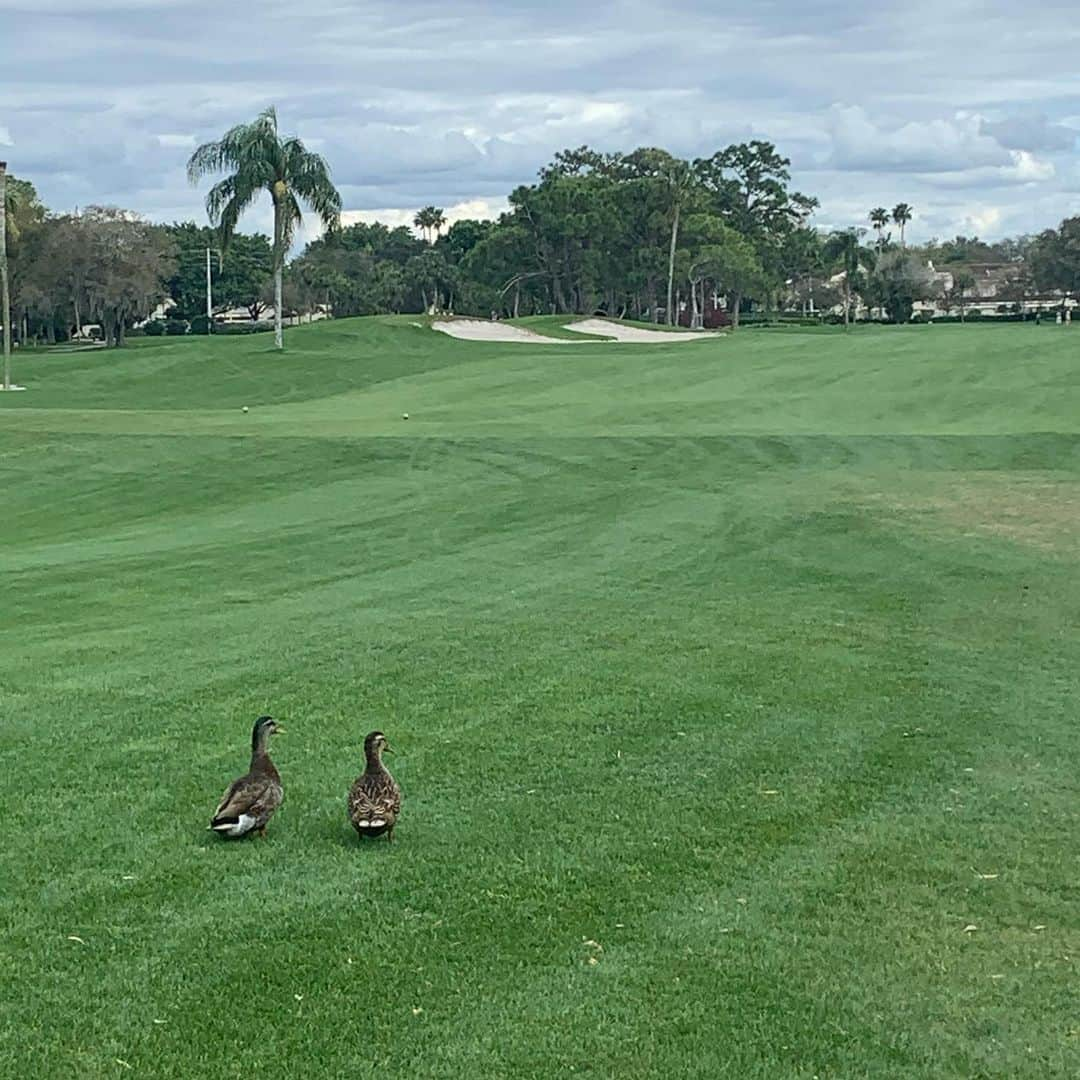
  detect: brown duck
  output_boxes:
[348,731,401,842]
[209,716,284,838]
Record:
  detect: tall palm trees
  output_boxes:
[892,203,913,246]
[0,161,10,390]
[413,206,447,244]
[869,207,890,251]
[188,107,341,350]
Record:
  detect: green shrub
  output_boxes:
[165,318,190,336]
[218,321,274,336]
[740,313,824,328]
[144,321,166,337]
[190,315,214,335]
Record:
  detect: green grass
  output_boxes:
[2,320,1079,1078]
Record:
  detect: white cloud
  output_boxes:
[963,206,1002,234]
[341,197,508,234]
[2,0,1078,242]
[825,105,1011,173]
[1004,150,1055,182]
[978,113,1077,152]
[914,150,1055,189]
[156,133,195,148]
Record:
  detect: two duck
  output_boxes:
[209,716,400,842]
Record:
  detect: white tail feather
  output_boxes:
[211,814,255,837]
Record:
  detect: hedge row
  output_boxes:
[140,318,275,337]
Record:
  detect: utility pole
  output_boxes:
[0,161,11,391]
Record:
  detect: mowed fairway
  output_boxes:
[2,320,1079,1078]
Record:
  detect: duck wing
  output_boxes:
[348,773,401,826]
[211,771,281,829]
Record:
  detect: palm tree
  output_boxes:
[414,206,447,244]
[0,161,10,390]
[892,203,913,246]
[869,207,890,251]
[413,208,432,243]
[660,157,696,326]
[188,107,341,350]
[430,207,447,242]
[823,228,875,328]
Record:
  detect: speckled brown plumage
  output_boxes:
[348,731,401,841]
[209,716,284,839]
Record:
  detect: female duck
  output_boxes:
[348,731,401,842]
[209,716,284,839]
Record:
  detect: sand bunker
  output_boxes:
[432,317,717,344]
[432,320,573,344]
[567,319,714,342]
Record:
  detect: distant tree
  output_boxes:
[160,223,273,319]
[696,141,818,239]
[437,218,492,263]
[1027,217,1080,296]
[188,106,341,350]
[25,214,97,339]
[991,235,1033,264]
[713,238,767,330]
[507,170,621,314]
[933,235,996,265]
[695,140,818,317]
[539,145,617,179]
[0,168,39,377]
[406,248,457,313]
[0,161,11,387]
[823,229,875,327]
[680,214,765,330]
[622,149,697,325]
[869,207,890,251]
[370,261,408,312]
[412,208,427,242]
[865,251,931,323]
[430,207,447,241]
[777,225,826,314]
[462,221,536,316]
[76,207,177,346]
[413,206,446,244]
[892,203,913,246]
[951,268,977,321]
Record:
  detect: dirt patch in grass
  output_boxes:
[860,473,1080,555]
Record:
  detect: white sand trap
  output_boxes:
[567,319,714,343]
[433,319,573,344]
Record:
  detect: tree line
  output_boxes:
[5,107,1080,351]
[284,145,1080,329]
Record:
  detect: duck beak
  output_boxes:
[274,724,286,735]
[383,742,394,754]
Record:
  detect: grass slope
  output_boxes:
[1,320,1078,1078]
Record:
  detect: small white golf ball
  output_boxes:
[242,406,249,413]
[402,413,409,420]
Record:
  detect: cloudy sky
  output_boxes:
[4,0,1080,245]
